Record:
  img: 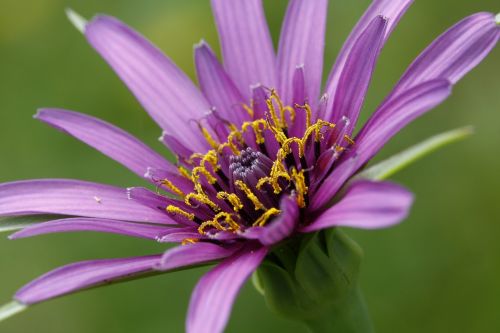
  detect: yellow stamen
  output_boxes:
[213,212,240,231]
[181,238,199,245]
[200,126,219,149]
[177,165,191,179]
[185,193,220,211]
[234,180,265,210]
[253,208,281,227]
[217,192,244,212]
[344,134,355,146]
[290,168,308,208]
[192,166,217,185]
[198,220,225,234]
[242,102,254,118]
[242,119,267,144]
[296,103,313,129]
[281,137,304,157]
[161,178,185,197]
[166,205,194,220]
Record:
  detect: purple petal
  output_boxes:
[156,229,201,243]
[187,245,267,333]
[156,242,242,271]
[144,167,194,195]
[388,12,499,99]
[84,15,210,152]
[15,255,161,305]
[329,15,388,128]
[242,195,299,246]
[311,80,451,211]
[277,0,327,106]
[324,0,413,121]
[352,79,453,167]
[9,217,171,240]
[303,180,413,232]
[194,41,249,125]
[211,0,276,97]
[0,179,171,223]
[35,108,175,179]
[159,133,194,163]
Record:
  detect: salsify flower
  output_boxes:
[1,1,498,332]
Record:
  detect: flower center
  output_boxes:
[161,90,354,239]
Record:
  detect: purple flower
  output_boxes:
[1,1,498,332]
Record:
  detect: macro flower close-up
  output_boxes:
[0,0,499,332]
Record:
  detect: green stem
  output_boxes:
[304,286,374,333]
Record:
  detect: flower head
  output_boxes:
[1,1,498,332]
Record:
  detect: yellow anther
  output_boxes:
[217,192,244,212]
[188,153,205,165]
[213,212,240,231]
[198,220,225,234]
[192,166,217,185]
[177,166,191,179]
[295,103,313,129]
[281,137,304,157]
[242,119,267,145]
[302,120,336,145]
[242,102,255,118]
[282,106,296,124]
[201,150,219,170]
[181,238,199,245]
[217,142,238,155]
[266,118,288,144]
[160,178,185,197]
[290,168,308,208]
[234,180,265,211]
[185,193,220,211]
[200,126,219,149]
[253,208,281,227]
[166,205,195,220]
[266,98,281,129]
[344,134,355,146]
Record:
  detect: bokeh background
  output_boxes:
[0,0,499,332]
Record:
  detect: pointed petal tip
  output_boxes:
[250,82,263,90]
[158,131,167,142]
[65,8,88,33]
[194,39,209,50]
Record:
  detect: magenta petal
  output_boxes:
[323,0,413,120]
[277,0,327,106]
[329,15,388,128]
[211,0,276,97]
[187,245,267,333]
[389,12,499,99]
[15,255,161,305]
[85,15,210,152]
[194,41,249,125]
[352,79,452,167]
[156,230,201,243]
[0,179,171,223]
[9,217,170,240]
[303,180,413,232]
[35,108,175,179]
[242,195,299,246]
[312,80,451,211]
[156,242,242,271]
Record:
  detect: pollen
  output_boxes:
[161,89,354,240]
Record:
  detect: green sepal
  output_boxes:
[254,229,365,323]
[355,126,473,181]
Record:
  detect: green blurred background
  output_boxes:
[0,0,499,332]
